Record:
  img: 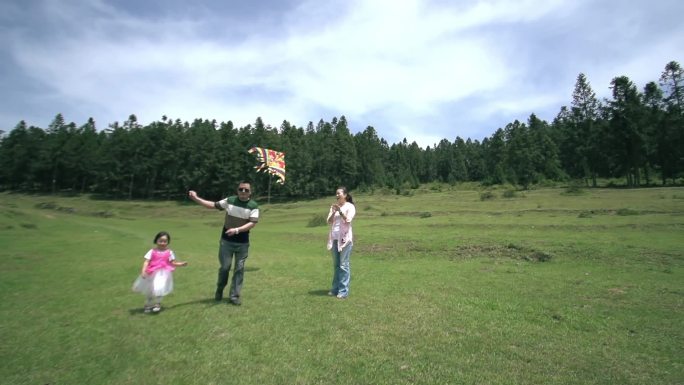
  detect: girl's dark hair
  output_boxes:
[338,186,354,205]
[153,231,171,244]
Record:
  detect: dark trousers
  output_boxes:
[216,239,250,299]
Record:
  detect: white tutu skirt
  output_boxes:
[132,269,174,297]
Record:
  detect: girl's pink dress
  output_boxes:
[132,249,177,297]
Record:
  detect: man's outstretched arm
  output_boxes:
[188,190,216,209]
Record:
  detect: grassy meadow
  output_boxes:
[0,185,682,385]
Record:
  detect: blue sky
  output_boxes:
[1,0,682,147]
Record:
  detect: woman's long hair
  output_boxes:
[338,186,354,205]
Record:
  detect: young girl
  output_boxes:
[132,231,187,313]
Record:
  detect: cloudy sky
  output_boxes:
[1,0,682,147]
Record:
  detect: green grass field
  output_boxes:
[1,186,682,385]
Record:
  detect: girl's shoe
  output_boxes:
[152,304,162,313]
[143,305,153,313]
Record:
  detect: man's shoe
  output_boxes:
[215,290,223,301]
[229,297,241,306]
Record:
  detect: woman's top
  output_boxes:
[143,248,177,275]
[327,202,356,251]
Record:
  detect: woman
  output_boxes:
[327,186,356,299]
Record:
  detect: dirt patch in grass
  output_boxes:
[357,242,553,262]
[608,287,627,295]
[450,244,552,262]
[358,243,394,253]
[35,201,117,218]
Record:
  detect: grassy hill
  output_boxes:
[1,186,682,384]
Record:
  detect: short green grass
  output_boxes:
[0,186,683,385]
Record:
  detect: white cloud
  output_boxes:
[2,0,683,144]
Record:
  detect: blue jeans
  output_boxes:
[217,239,249,300]
[331,240,352,297]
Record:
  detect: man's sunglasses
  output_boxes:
[238,188,250,193]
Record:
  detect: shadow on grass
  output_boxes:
[307,289,330,296]
[128,298,223,315]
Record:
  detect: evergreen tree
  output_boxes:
[332,116,359,188]
[279,120,310,197]
[482,128,507,184]
[387,139,415,190]
[182,119,222,199]
[406,141,423,187]
[42,114,70,193]
[73,118,100,193]
[659,61,684,182]
[505,120,536,188]
[98,121,126,196]
[642,82,669,185]
[527,114,564,181]
[420,145,437,183]
[354,126,387,189]
[451,137,469,182]
[434,138,454,183]
[212,120,241,197]
[660,61,684,113]
[551,106,573,177]
[0,121,46,189]
[159,118,189,198]
[570,73,603,186]
[311,119,336,195]
[463,138,485,181]
[606,76,646,186]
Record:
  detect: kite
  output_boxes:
[248,147,286,184]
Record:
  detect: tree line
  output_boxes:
[0,61,682,200]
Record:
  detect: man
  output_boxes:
[188,182,259,305]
